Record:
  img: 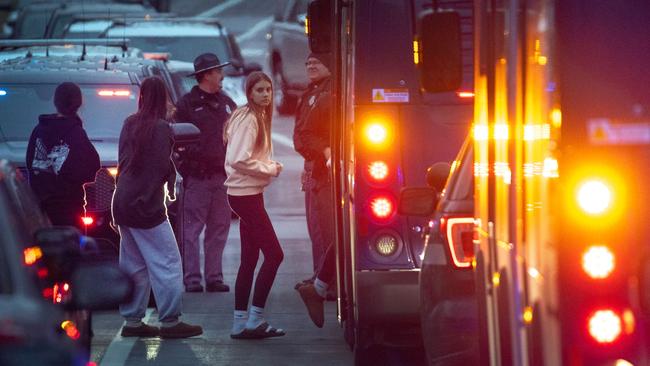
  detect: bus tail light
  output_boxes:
[367,161,389,182]
[588,309,622,344]
[374,234,398,256]
[369,195,395,220]
[441,216,475,268]
[582,245,615,279]
[577,179,612,215]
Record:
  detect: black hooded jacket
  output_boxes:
[26,113,100,215]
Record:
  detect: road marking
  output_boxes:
[235,16,273,43]
[272,132,293,148]
[196,0,244,18]
[100,308,154,366]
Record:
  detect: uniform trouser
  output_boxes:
[179,174,231,287]
[118,221,183,323]
[304,167,334,274]
[228,193,284,310]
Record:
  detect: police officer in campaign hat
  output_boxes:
[174,53,237,293]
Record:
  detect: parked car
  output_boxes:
[0,39,177,250]
[99,17,262,82]
[0,159,132,364]
[398,134,479,366]
[8,1,61,39]
[268,0,310,114]
[44,1,156,38]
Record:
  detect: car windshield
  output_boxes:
[0,84,138,141]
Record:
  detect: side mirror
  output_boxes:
[243,62,263,75]
[170,122,201,153]
[68,262,133,310]
[307,0,331,53]
[426,162,451,192]
[419,11,462,92]
[398,187,439,217]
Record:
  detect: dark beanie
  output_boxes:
[54,82,82,116]
[307,52,331,70]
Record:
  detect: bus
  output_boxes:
[307,0,473,363]
[472,0,650,365]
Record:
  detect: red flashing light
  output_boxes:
[441,216,475,268]
[369,195,395,220]
[81,216,94,226]
[588,309,622,344]
[97,90,131,97]
[367,161,389,182]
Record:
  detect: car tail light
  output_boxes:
[61,320,80,340]
[369,195,395,220]
[588,309,622,344]
[23,246,43,266]
[97,89,131,97]
[441,216,475,268]
[53,282,71,304]
[367,161,389,182]
[582,245,615,279]
[81,216,94,226]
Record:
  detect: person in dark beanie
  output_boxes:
[26,82,100,227]
[174,52,237,293]
[113,76,203,339]
[292,52,334,288]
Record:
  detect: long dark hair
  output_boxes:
[244,71,273,152]
[123,76,169,166]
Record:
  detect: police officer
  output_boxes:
[174,53,236,293]
[292,52,334,288]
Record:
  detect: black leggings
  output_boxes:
[228,193,284,310]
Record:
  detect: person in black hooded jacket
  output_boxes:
[26,82,100,227]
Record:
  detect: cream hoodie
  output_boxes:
[224,107,281,196]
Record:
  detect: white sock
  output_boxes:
[232,310,248,334]
[245,306,265,329]
[314,278,328,298]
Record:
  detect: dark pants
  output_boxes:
[303,163,334,274]
[228,193,284,310]
[43,202,83,229]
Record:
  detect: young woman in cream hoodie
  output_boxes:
[224,71,285,339]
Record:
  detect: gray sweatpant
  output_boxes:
[179,174,231,287]
[118,221,183,324]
